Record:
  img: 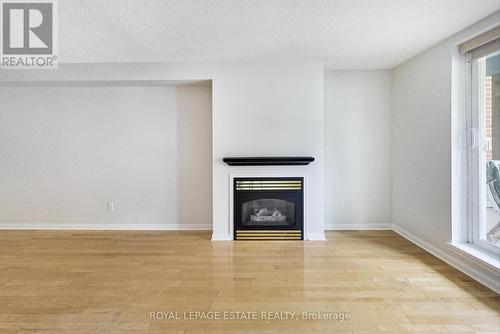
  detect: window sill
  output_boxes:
[448,242,500,272]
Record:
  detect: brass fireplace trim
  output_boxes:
[235,230,302,240]
[236,179,303,191]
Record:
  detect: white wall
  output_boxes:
[392,12,500,291]
[324,71,392,229]
[0,85,212,228]
[0,61,326,240]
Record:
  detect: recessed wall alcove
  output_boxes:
[0,80,213,230]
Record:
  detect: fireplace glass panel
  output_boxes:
[241,199,295,227]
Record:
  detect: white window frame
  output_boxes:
[466,51,500,256]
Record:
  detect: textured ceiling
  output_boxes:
[59,0,500,68]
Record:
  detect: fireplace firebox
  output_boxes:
[234,177,303,240]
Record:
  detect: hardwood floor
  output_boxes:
[0,230,498,333]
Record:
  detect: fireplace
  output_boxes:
[234,177,304,240]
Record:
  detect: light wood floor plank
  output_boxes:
[0,230,498,333]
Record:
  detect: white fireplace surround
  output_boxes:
[214,162,325,241]
[217,170,316,241]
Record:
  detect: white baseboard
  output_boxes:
[211,233,233,241]
[306,232,327,241]
[0,223,212,230]
[325,223,392,230]
[392,224,500,294]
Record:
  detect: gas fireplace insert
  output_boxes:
[234,177,304,240]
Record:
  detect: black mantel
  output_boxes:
[223,156,314,166]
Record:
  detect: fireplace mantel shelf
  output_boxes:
[223,156,314,166]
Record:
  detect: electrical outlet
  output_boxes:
[107,202,115,211]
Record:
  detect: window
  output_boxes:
[462,27,500,257]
